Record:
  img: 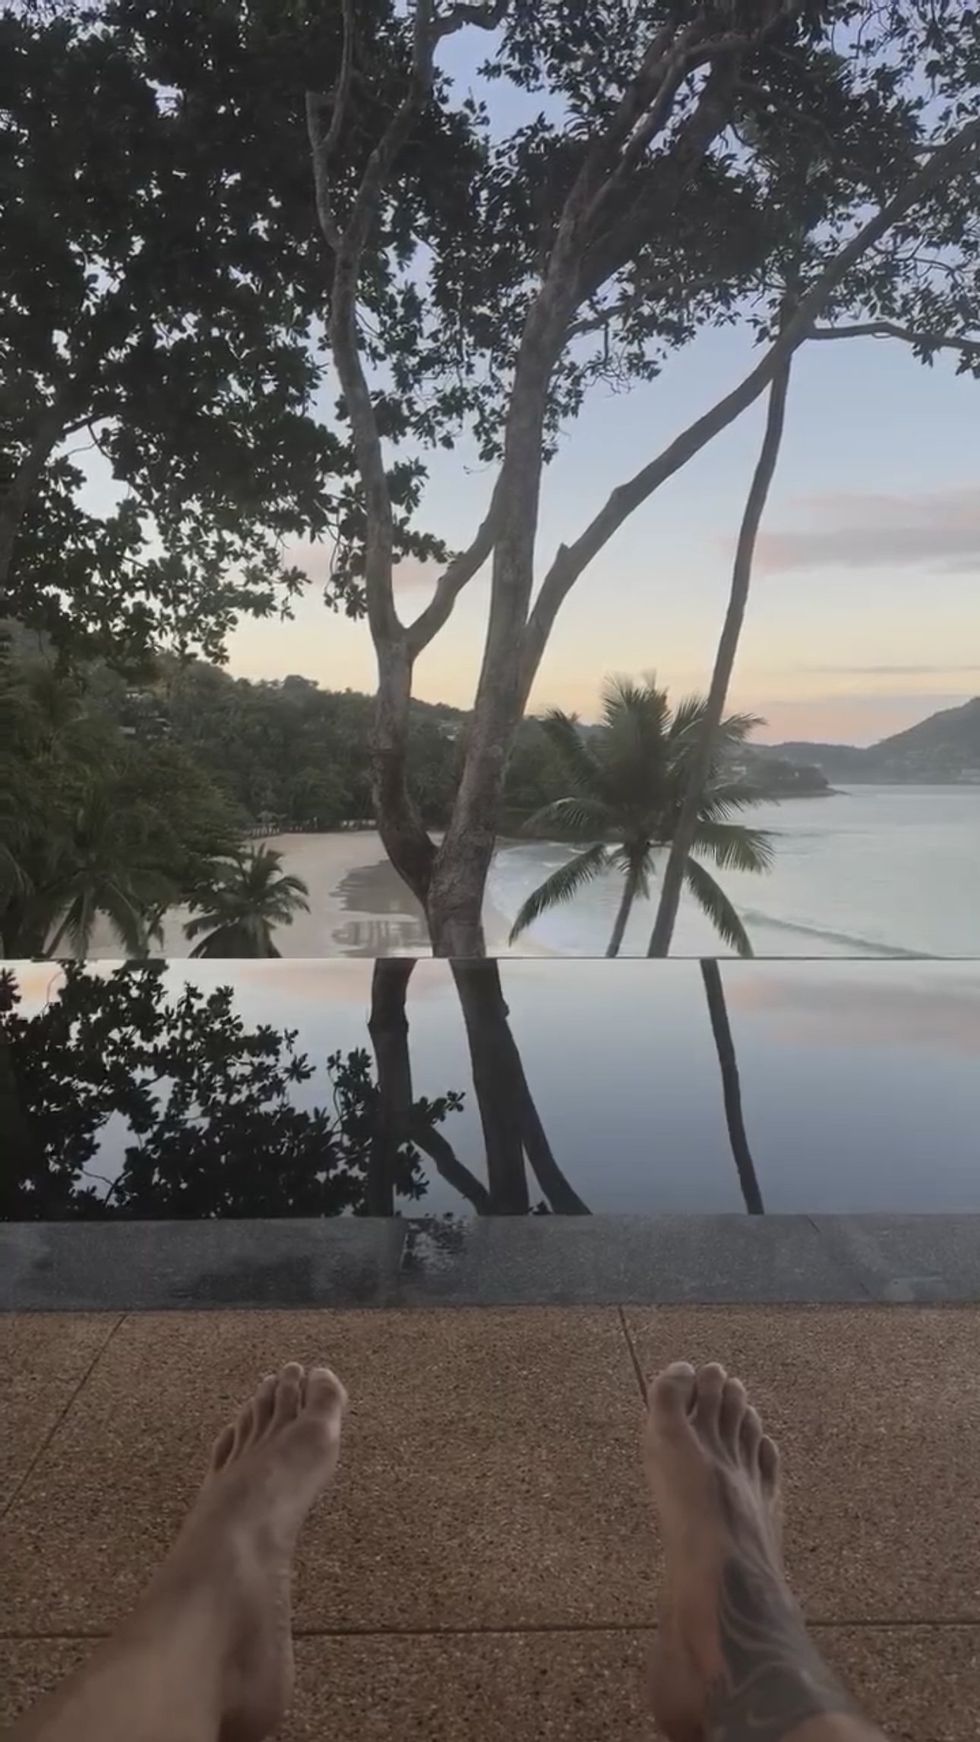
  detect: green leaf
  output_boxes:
[684,858,754,957]
[508,843,610,944]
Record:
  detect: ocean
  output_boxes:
[488,785,980,958]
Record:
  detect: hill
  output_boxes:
[758,697,980,784]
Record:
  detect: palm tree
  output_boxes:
[40,785,178,958]
[184,843,310,958]
[508,676,773,958]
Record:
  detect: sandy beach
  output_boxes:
[88,830,525,959]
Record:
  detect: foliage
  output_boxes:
[1,0,476,659]
[509,677,773,956]
[184,843,311,958]
[0,646,240,957]
[119,657,465,828]
[0,962,462,1219]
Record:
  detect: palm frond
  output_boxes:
[609,843,655,901]
[600,674,666,733]
[508,843,609,944]
[522,795,614,838]
[666,693,707,745]
[691,822,774,874]
[536,711,602,795]
[718,711,765,744]
[684,857,754,957]
[698,781,768,820]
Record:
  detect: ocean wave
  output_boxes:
[738,910,927,959]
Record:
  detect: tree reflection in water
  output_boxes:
[700,959,765,1216]
[0,963,454,1220]
[1,958,763,1219]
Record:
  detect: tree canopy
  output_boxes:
[1,0,476,659]
[0,639,242,956]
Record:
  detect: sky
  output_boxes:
[225,323,980,745]
[82,29,980,748]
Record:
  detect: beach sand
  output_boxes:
[87,830,526,959]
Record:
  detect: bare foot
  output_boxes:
[642,1361,858,1742]
[133,1361,347,1742]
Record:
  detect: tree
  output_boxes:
[508,677,772,957]
[306,0,980,954]
[0,962,461,1220]
[0,648,240,957]
[184,843,311,958]
[1,0,466,661]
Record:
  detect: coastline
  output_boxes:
[87,829,543,960]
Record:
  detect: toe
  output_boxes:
[306,1366,348,1419]
[253,1373,278,1438]
[719,1376,748,1452]
[272,1362,304,1427]
[211,1421,235,1472]
[759,1435,781,1495]
[232,1400,256,1455]
[692,1363,727,1437]
[740,1404,763,1469]
[648,1362,696,1435]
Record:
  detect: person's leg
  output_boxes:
[643,1360,890,1742]
[4,1361,347,1742]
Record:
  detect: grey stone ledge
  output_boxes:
[4,1215,980,1311]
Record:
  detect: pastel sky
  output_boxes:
[79,34,980,747]
[226,32,980,749]
[226,321,980,745]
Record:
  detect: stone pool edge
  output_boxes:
[3,1214,980,1310]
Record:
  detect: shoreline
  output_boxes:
[88,829,546,960]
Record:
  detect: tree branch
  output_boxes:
[521,112,980,691]
[304,0,355,250]
[811,320,980,358]
[411,1121,492,1213]
[406,483,500,655]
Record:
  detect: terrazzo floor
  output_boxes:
[2,1305,978,1739]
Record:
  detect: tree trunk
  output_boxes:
[647,356,792,958]
[514,1064,589,1215]
[365,958,417,1215]
[606,863,639,957]
[450,958,589,1215]
[701,958,764,1215]
[366,957,491,1215]
[450,959,530,1212]
[426,874,488,958]
[43,910,74,960]
[372,643,436,909]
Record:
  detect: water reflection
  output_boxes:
[701,960,764,1216]
[333,864,430,956]
[3,959,978,1218]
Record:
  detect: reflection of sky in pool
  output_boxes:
[9,959,980,1216]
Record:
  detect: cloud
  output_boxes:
[757,485,980,573]
[797,663,980,676]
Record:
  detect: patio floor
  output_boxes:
[2,1304,979,1738]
